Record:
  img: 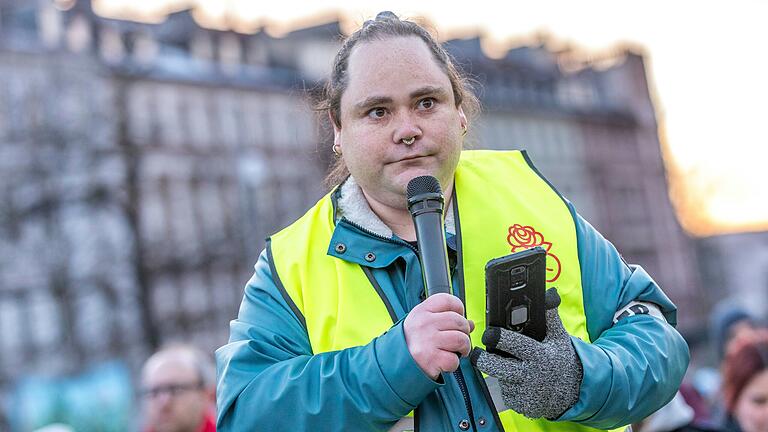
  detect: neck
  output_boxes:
[362,184,454,242]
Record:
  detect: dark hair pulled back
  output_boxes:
[315,11,479,187]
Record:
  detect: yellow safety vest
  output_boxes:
[270,150,622,432]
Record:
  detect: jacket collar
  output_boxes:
[336,176,394,238]
[334,177,456,237]
[327,177,456,268]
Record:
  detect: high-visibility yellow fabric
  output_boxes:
[270,150,622,431]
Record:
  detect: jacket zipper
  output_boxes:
[341,217,424,430]
[455,366,478,430]
[344,217,477,429]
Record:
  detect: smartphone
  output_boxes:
[485,246,547,354]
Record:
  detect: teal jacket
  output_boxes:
[216,195,689,431]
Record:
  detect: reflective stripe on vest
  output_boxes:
[270,150,623,431]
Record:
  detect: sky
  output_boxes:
[92,0,768,237]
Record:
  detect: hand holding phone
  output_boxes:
[485,247,547,355]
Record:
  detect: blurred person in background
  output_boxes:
[631,391,722,432]
[140,344,216,432]
[687,302,763,427]
[216,11,689,431]
[711,302,760,363]
[719,329,768,432]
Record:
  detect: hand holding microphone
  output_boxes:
[404,293,474,380]
[402,176,474,380]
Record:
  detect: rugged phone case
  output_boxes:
[485,246,547,355]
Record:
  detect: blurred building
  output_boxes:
[0,28,135,392]
[0,1,326,420]
[696,232,768,322]
[0,0,705,424]
[445,37,701,330]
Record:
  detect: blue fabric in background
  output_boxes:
[7,361,133,432]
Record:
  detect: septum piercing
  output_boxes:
[401,137,415,145]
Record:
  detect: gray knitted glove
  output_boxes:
[470,288,583,420]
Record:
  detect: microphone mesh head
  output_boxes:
[407,175,442,200]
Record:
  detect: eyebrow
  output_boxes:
[354,96,393,112]
[409,86,449,100]
[353,86,450,112]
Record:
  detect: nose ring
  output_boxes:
[401,137,415,145]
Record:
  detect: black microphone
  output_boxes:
[407,176,452,297]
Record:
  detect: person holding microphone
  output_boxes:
[216,12,689,431]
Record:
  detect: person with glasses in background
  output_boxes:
[140,344,216,432]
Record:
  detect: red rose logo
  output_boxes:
[507,224,562,282]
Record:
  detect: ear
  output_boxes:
[458,106,467,130]
[330,112,341,147]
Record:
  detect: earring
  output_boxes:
[461,125,468,137]
[332,144,342,156]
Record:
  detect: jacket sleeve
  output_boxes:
[215,248,440,431]
[556,205,690,429]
